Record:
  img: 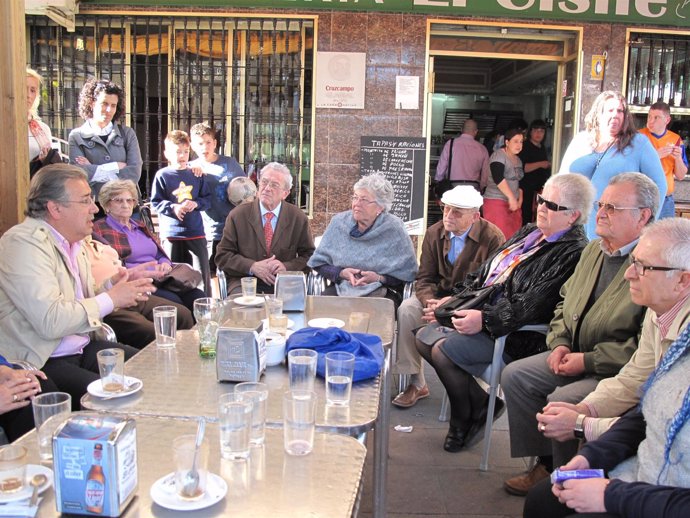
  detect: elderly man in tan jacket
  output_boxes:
[392,185,504,407]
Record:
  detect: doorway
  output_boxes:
[424,21,582,227]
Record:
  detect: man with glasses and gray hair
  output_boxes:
[393,185,505,408]
[216,162,315,295]
[501,172,658,496]
[0,164,153,407]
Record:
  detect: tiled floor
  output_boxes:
[359,367,531,518]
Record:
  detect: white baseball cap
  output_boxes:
[440,185,483,209]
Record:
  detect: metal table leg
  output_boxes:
[373,340,392,517]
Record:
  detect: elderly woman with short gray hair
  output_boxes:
[308,173,418,302]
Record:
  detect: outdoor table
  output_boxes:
[81,295,394,517]
[16,416,366,517]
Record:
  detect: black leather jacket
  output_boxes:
[453,223,588,339]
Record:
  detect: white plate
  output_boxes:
[307,318,345,329]
[0,464,53,503]
[234,296,265,306]
[150,472,227,512]
[87,376,143,399]
[262,318,295,329]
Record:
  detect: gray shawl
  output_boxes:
[308,210,418,297]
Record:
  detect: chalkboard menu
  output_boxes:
[360,136,426,235]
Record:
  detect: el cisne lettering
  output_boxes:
[411,0,668,18]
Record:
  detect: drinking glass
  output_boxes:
[283,390,316,456]
[218,394,252,460]
[241,277,257,299]
[32,392,71,461]
[96,348,125,392]
[287,349,318,391]
[173,434,209,500]
[153,305,177,347]
[325,351,356,406]
[234,382,269,445]
[194,298,220,358]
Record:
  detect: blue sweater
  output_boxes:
[188,155,245,241]
[151,167,212,239]
[559,132,666,239]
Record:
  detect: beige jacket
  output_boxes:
[583,295,690,438]
[0,217,104,367]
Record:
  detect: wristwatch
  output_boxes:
[574,413,586,439]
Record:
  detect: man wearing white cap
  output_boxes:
[393,185,505,407]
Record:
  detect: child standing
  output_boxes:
[189,122,246,273]
[151,130,212,295]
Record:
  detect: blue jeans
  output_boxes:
[659,194,675,219]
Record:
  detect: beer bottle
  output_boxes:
[85,443,105,513]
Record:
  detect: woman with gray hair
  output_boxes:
[416,173,593,453]
[308,173,417,302]
[93,179,205,311]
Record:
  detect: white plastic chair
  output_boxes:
[437,324,549,470]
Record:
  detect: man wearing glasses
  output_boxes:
[216,162,315,294]
[501,172,658,496]
[393,185,504,408]
[0,164,152,407]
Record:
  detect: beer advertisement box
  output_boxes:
[53,413,137,516]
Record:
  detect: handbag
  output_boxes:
[29,148,65,178]
[433,138,454,199]
[154,263,202,293]
[286,327,384,382]
[433,284,502,328]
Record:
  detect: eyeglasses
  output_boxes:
[628,255,683,277]
[441,204,476,217]
[536,195,570,212]
[594,201,643,215]
[111,197,137,205]
[61,195,95,206]
[258,179,286,191]
[351,195,378,205]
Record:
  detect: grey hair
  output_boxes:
[228,176,257,205]
[353,173,394,212]
[259,162,293,190]
[98,179,138,208]
[27,68,43,119]
[640,218,690,272]
[26,164,88,219]
[545,173,595,225]
[609,172,659,224]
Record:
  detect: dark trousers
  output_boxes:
[41,340,138,411]
[163,237,211,296]
[0,376,60,442]
[155,287,207,314]
[524,477,618,518]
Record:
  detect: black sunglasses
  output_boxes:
[537,194,570,212]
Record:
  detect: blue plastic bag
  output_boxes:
[286,327,384,382]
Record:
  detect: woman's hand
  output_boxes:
[190,166,205,177]
[75,156,92,166]
[508,196,520,212]
[451,309,482,335]
[127,261,168,281]
[117,162,127,169]
[0,376,42,414]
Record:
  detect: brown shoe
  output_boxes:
[392,384,429,408]
[503,463,550,496]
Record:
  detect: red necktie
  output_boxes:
[264,212,274,253]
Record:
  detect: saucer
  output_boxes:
[308,318,345,329]
[234,296,265,306]
[0,464,53,503]
[87,376,143,399]
[262,318,295,329]
[150,472,227,511]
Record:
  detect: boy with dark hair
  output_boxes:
[189,122,246,272]
[151,130,212,295]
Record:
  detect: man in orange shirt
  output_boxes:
[639,101,688,219]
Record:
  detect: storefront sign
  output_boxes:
[92,0,690,27]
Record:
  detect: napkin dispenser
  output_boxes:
[216,322,266,382]
[274,271,307,311]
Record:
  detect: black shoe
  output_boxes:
[443,426,468,452]
[465,398,506,448]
